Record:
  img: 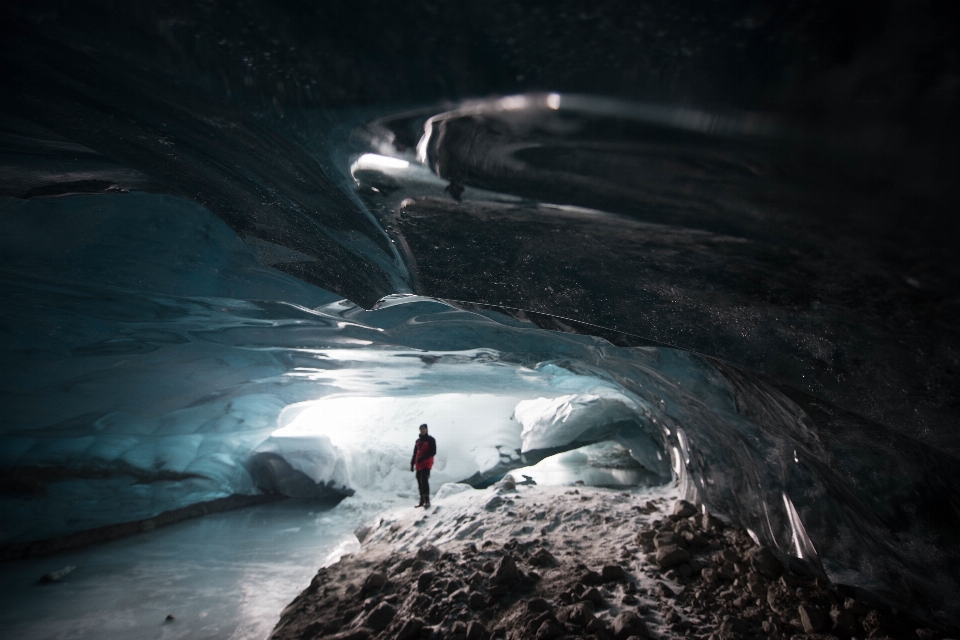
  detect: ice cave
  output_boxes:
[1,3,959,639]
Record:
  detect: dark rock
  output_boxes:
[621,594,638,605]
[328,630,372,640]
[678,563,693,579]
[654,533,686,549]
[658,582,676,598]
[719,616,750,635]
[695,513,719,531]
[530,548,557,567]
[526,598,552,614]
[844,597,871,616]
[165,614,175,622]
[468,592,487,610]
[673,500,697,518]
[636,530,656,543]
[535,619,563,640]
[579,570,604,586]
[465,621,487,640]
[800,604,827,633]
[418,571,436,592]
[559,603,595,628]
[601,565,628,582]
[746,547,784,580]
[717,562,737,581]
[718,549,741,564]
[397,618,425,640]
[681,531,708,547]
[862,610,887,637]
[392,557,416,575]
[417,545,440,562]
[490,555,520,587]
[365,603,396,632]
[587,617,610,638]
[830,605,859,636]
[581,587,604,607]
[655,545,690,569]
[362,571,388,592]
[484,496,504,511]
[480,561,495,573]
[610,611,649,640]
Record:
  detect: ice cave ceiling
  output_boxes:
[2,0,960,626]
[3,1,957,452]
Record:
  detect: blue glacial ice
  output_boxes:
[1,190,959,626]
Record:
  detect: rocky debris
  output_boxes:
[270,486,959,640]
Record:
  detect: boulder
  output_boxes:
[530,548,557,567]
[395,618,424,640]
[745,547,783,580]
[484,496,504,511]
[361,571,387,593]
[559,603,595,628]
[466,621,488,640]
[491,555,520,586]
[535,619,564,640]
[830,605,859,636]
[862,610,887,637]
[800,604,827,633]
[601,565,628,582]
[416,544,440,562]
[417,571,435,592]
[654,533,686,549]
[364,603,396,632]
[673,500,698,518]
[525,598,552,614]
[581,587,604,607]
[468,592,487,610]
[655,545,690,570]
[719,617,751,635]
[610,611,649,640]
[579,570,604,586]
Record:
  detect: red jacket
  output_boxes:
[412,435,437,471]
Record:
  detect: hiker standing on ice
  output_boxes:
[411,423,436,508]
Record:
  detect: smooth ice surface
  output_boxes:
[0,499,373,640]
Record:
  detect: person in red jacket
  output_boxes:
[410,423,437,508]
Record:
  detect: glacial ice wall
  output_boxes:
[1,191,958,624]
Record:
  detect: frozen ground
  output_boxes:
[0,499,379,640]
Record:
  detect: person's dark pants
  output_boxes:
[416,468,430,502]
